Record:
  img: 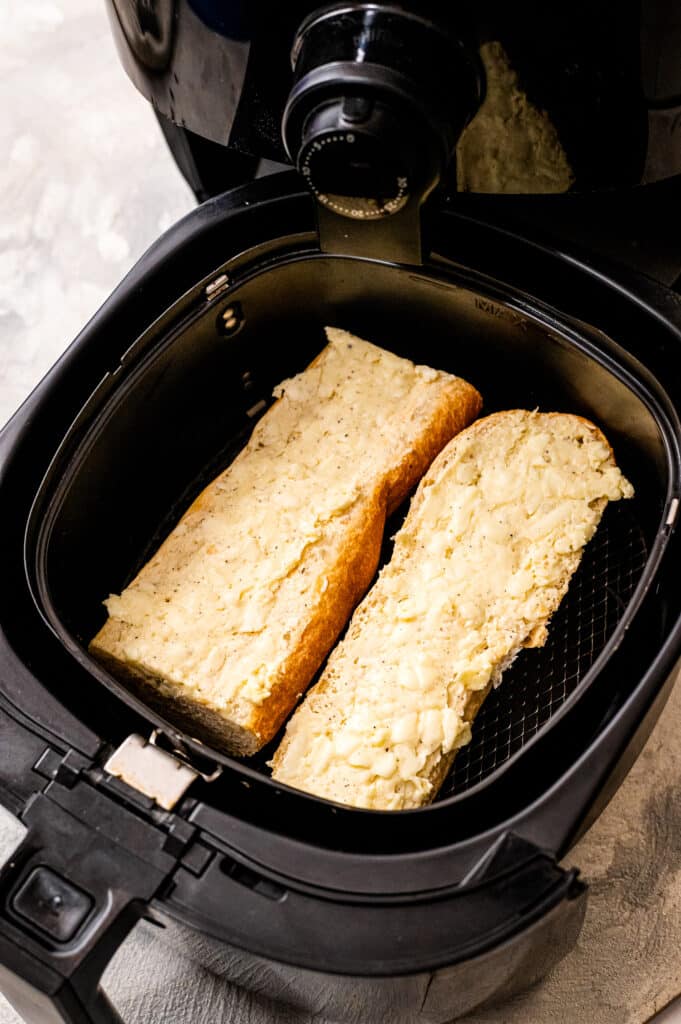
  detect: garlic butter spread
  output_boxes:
[272,412,634,810]
[94,329,475,743]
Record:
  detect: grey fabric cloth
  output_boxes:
[2,2,681,1023]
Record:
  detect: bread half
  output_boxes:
[90,328,481,754]
[270,410,634,808]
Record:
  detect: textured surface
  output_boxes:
[1,2,680,1022]
[0,0,193,428]
[91,330,480,755]
[273,412,633,809]
[443,496,648,797]
[456,41,574,194]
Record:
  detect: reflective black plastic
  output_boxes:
[282,5,482,219]
[0,176,680,1024]
[105,0,681,191]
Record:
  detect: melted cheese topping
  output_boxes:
[271,412,634,810]
[456,41,574,194]
[96,329,471,728]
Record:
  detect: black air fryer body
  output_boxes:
[1,4,681,1024]
[107,0,681,192]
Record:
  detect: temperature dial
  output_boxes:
[283,4,484,228]
[298,96,414,220]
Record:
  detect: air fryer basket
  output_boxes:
[26,252,676,809]
[2,181,680,1024]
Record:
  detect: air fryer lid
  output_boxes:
[0,175,680,1024]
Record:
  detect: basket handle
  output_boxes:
[0,917,127,1024]
[0,790,172,1024]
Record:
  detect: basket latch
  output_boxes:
[104,731,221,811]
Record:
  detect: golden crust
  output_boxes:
[246,490,387,747]
[247,381,482,749]
[271,409,632,806]
[90,333,481,756]
[380,376,484,515]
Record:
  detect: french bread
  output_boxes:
[270,410,634,808]
[90,328,481,754]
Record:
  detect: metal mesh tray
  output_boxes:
[437,499,648,799]
[246,491,649,799]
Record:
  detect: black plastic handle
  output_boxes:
[0,788,174,1024]
[0,928,125,1024]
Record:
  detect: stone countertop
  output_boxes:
[1,3,680,1022]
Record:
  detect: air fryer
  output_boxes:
[1,4,681,1024]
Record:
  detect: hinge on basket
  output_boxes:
[103,732,221,811]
